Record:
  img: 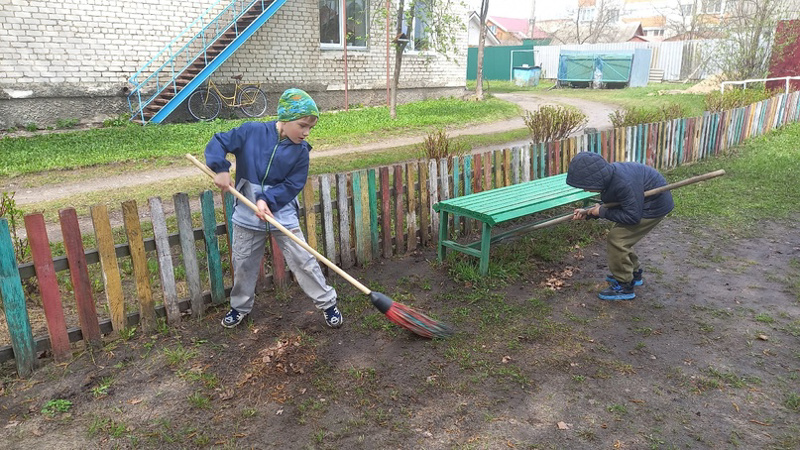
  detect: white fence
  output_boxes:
[535,40,722,82]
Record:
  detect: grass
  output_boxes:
[0,97,521,178]
[666,122,800,229]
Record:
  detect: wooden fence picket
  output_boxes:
[394,165,406,254]
[173,194,203,320]
[24,214,70,362]
[91,204,126,332]
[122,200,157,328]
[302,179,318,251]
[351,170,369,265]
[380,167,392,258]
[428,160,439,243]
[368,169,380,259]
[320,174,336,265]
[0,219,35,376]
[418,161,430,247]
[59,208,101,346]
[406,162,418,252]
[149,198,180,324]
[200,191,225,305]
[336,173,353,268]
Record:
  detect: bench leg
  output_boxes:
[479,222,491,275]
[437,211,449,262]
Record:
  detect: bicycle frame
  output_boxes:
[207,79,261,107]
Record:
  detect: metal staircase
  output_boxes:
[127,0,286,124]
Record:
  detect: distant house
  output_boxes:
[486,16,551,46]
[467,11,502,47]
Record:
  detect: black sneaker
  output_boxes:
[323,304,343,328]
[606,269,644,287]
[598,278,635,301]
[221,308,246,328]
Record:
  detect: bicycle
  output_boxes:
[187,74,268,121]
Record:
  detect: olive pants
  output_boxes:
[607,216,665,283]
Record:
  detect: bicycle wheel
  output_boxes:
[187,89,221,121]
[238,87,268,117]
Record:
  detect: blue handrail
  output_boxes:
[127,0,278,124]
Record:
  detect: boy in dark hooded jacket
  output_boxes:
[566,152,674,301]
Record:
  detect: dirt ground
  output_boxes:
[0,213,798,449]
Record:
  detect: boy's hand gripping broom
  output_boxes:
[187,154,453,339]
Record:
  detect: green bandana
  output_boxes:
[277,88,319,122]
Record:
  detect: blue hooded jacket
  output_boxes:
[204,121,310,230]
[565,152,674,225]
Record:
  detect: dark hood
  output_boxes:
[566,152,614,191]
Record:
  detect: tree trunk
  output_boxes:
[390,0,408,119]
[475,0,490,100]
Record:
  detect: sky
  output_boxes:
[468,0,566,21]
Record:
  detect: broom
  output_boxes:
[186,154,453,339]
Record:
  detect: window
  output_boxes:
[400,2,429,51]
[680,3,694,15]
[579,7,596,22]
[702,0,721,14]
[319,0,369,48]
[606,8,620,22]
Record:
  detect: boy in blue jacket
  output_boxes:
[566,152,674,301]
[204,88,342,329]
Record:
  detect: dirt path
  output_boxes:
[9,93,615,242]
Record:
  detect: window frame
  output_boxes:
[319,0,370,50]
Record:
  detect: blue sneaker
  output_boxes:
[598,278,636,301]
[221,308,246,328]
[323,304,343,328]
[606,269,644,287]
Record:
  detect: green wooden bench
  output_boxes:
[433,173,597,275]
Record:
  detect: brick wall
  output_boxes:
[0,0,468,128]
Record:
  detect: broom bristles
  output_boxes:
[385,302,454,339]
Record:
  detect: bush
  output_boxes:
[704,86,778,113]
[608,103,689,127]
[417,128,468,160]
[56,118,80,129]
[523,105,587,143]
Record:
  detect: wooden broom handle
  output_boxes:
[186,154,372,295]
[533,169,726,229]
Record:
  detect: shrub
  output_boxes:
[608,103,689,127]
[523,105,587,143]
[705,86,778,113]
[56,118,80,129]
[102,113,132,128]
[418,128,468,160]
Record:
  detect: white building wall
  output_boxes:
[0,0,468,128]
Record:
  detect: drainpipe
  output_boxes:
[343,0,349,111]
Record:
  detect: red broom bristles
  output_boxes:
[385,302,454,339]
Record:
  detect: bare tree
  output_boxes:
[716,0,798,80]
[475,0,489,100]
[388,0,465,118]
[547,0,621,44]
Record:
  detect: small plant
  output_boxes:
[417,128,468,160]
[56,117,80,129]
[24,122,38,132]
[92,377,113,398]
[163,345,197,367]
[41,399,73,417]
[187,392,211,409]
[119,326,137,341]
[608,103,688,127]
[755,313,774,323]
[0,191,29,266]
[784,392,800,411]
[102,113,131,127]
[523,105,587,143]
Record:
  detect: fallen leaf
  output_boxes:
[757,334,769,341]
[557,421,570,430]
[128,398,142,405]
[502,356,512,364]
[276,409,283,415]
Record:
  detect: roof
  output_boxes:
[488,16,550,39]
[467,11,502,46]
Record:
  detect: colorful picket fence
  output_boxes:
[2,91,799,377]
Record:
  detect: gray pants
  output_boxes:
[607,216,664,283]
[229,224,337,315]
